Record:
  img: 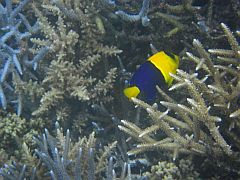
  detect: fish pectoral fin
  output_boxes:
[123,86,140,99]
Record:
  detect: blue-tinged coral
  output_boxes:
[0,163,36,180]
[0,0,49,115]
[0,122,137,179]
[115,0,150,26]
[0,0,240,179]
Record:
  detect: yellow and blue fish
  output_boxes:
[123,51,179,101]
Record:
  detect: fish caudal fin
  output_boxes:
[123,86,140,99]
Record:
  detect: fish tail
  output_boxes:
[123,86,140,99]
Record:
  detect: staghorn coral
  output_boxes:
[33,123,118,179]
[0,0,49,115]
[118,23,240,177]
[30,0,121,128]
[100,0,240,73]
[153,0,238,39]
[115,0,150,27]
[96,0,222,80]
[0,0,122,174]
[1,1,240,179]
[0,163,36,180]
[0,122,136,179]
[148,0,198,38]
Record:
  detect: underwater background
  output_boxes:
[0,0,240,179]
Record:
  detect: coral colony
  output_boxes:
[0,0,48,115]
[0,0,240,179]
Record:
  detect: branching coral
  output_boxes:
[118,23,240,163]
[1,0,123,176]
[115,0,150,27]
[0,0,49,115]
[33,124,118,179]
[30,0,122,126]
[0,122,135,179]
[151,0,211,39]
[95,0,219,80]
[1,0,239,179]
